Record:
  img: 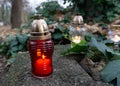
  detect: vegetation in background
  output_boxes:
[35,1,71,44]
[36,1,64,22]
[0,27,29,64]
[63,0,120,22]
[1,0,120,85]
[62,33,120,85]
[0,1,70,61]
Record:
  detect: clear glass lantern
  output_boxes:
[69,14,86,47]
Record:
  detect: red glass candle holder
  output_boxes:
[28,39,54,78]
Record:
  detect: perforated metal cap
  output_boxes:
[30,15,51,40]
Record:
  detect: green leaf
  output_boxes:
[101,60,120,85]
[89,37,113,61]
[117,74,120,86]
[18,45,24,50]
[16,34,28,44]
[10,38,18,47]
[106,48,120,60]
[61,44,88,55]
[52,33,63,40]
[85,33,92,42]
[104,39,114,43]
[11,46,19,52]
[71,39,87,47]
[88,36,120,61]
[112,52,120,60]
[0,49,3,52]
[7,52,17,64]
[7,57,16,64]
[79,40,87,45]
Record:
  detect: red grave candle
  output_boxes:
[28,39,54,78]
[28,15,54,78]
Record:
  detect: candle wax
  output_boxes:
[35,59,52,75]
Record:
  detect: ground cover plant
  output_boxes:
[62,32,120,86]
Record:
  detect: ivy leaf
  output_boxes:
[61,44,88,55]
[101,60,120,86]
[117,74,120,86]
[85,33,92,42]
[7,57,16,64]
[112,52,120,60]
[105,48,120,60]
[18,45,24,51]
[91,38,112,54]
[52,33,63,40]
[16,34,28,44]
[10,38,18,47]
[89,37,114,61]
[7,52,17,64]
[11,46,19,52]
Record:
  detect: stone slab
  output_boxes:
[0,45,113,86]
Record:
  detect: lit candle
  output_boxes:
[35,54,52,75]
[29,16,54,78]
[72,36,81,44]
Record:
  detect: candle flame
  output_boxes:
[42,54,46,59]
[72,36,81,43]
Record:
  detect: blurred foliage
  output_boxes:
[35,1,64,22]
[33,0,120,45]
[35,1,72,24]
[0,1,70,62]
[101,60,120,86]
[0,1,71,63]
[51,25,70,44]
[62,32,120,85]
[63,0,120,22]
[62,33,120,61]
[0,28,30,64]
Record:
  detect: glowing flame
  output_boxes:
[42,54,46,60]
[72,36,81,43]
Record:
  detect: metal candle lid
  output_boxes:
[73,14,83,25]
[30,15,51,40]
[71,14,84,29]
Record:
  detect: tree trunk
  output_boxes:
[84,0,89,17]
[11,0,23,28]
[1,0,5,22]
[1,4,4,21]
